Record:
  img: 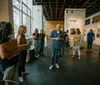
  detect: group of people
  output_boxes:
[0,22,96,83]
[33,28,45,58]
[0,21,45,83]
[49,24,95,70]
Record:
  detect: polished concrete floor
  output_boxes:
[22,40,100,85]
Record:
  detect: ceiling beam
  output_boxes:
[81,0,89,7]
[40,0,50,20]
[78,0,82,3]
[49,0,53,20]
[55,0,58,20]
[86,0,98,9]
[59,0,66,20]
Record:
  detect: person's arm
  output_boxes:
[0,44,16,59]
[50,31,56,40]
[17,36,29,47]
[93,33,95,40]
[87,33,89,41]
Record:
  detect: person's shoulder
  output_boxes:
[52,30,56,33]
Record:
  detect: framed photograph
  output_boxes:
[70,28,75,35]
[96,28,100,38]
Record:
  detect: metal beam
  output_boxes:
[86,0,97,9]
[78,0,82,3]
[40,0,50,20]
[49,0,53,20]
[55,0,58,20]
[81,0,89,7]
[59,0,66,20]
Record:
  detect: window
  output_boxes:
[13,7,20,34]
[12,0,33,37]
[13,0,20,8]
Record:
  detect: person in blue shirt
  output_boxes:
[49,24,64,70]
[87,29,95,52]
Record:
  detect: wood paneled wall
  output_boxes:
[45,21,64,36]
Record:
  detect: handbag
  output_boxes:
[0,40,24,59]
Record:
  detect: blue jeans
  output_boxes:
[61,42,65,56]
[0,64,5,76]
[51,47,61,65]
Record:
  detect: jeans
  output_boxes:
[51,47,61,65]
[73,46,81,56]
[39,40,44,55]
[61,42,65,56]
[18,50,27,77]
[0,64,4,76]
[87,41,93,50]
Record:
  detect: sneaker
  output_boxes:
[55,64,59,68]
[35,55,39,58]
[22,71,30,75]
[49,65,54,70]
[19,77,24,82]
[72,55,74,58]
[78,56,81,59]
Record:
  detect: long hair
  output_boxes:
[17,25,26,37]
[34,28,38,34]
[76,28,81,34]
[0,22,12,44]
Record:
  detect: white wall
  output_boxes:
[33,5,43,33]
[64,8,86,47]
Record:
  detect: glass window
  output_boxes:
[23,0,27,4]
[13,0,20,8]
[28,9,31,16]
[13,7,20,36]
[23,14,31,36]
[22,3,27,14]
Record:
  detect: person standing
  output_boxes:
[72,29,81,59]
[66,30,70,49]
[87,29,95,52]
[33,28,39,58]
[49,24,64,70]
[39,29,45,56]
[0,22,17,76]
[17,26,30,82]
[61,31,66,56]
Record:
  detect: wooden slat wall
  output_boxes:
[45,21,64,36]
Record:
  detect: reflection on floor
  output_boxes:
[22,41,100,85]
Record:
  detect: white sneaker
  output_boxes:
[22,71,30,75]
[49,65,53,70]
[19,77,24,82]
[35,55,39,58]
[55,64,59,68]
[78,56,81,59]
[72,55,74,58]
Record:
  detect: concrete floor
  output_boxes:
[22,40,100,85]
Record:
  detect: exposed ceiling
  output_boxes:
[33,0,100,21]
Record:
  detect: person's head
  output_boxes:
[40,29,44,34]
[90,29,93,32]
[76,28,81,34]
[18,25,27,35]
[0,21,13,44]
[66,30,69,33]
[34,28,38,34]
[56,24,61,31]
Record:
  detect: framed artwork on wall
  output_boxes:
[70,28,75,35]
[96,28,100,38]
